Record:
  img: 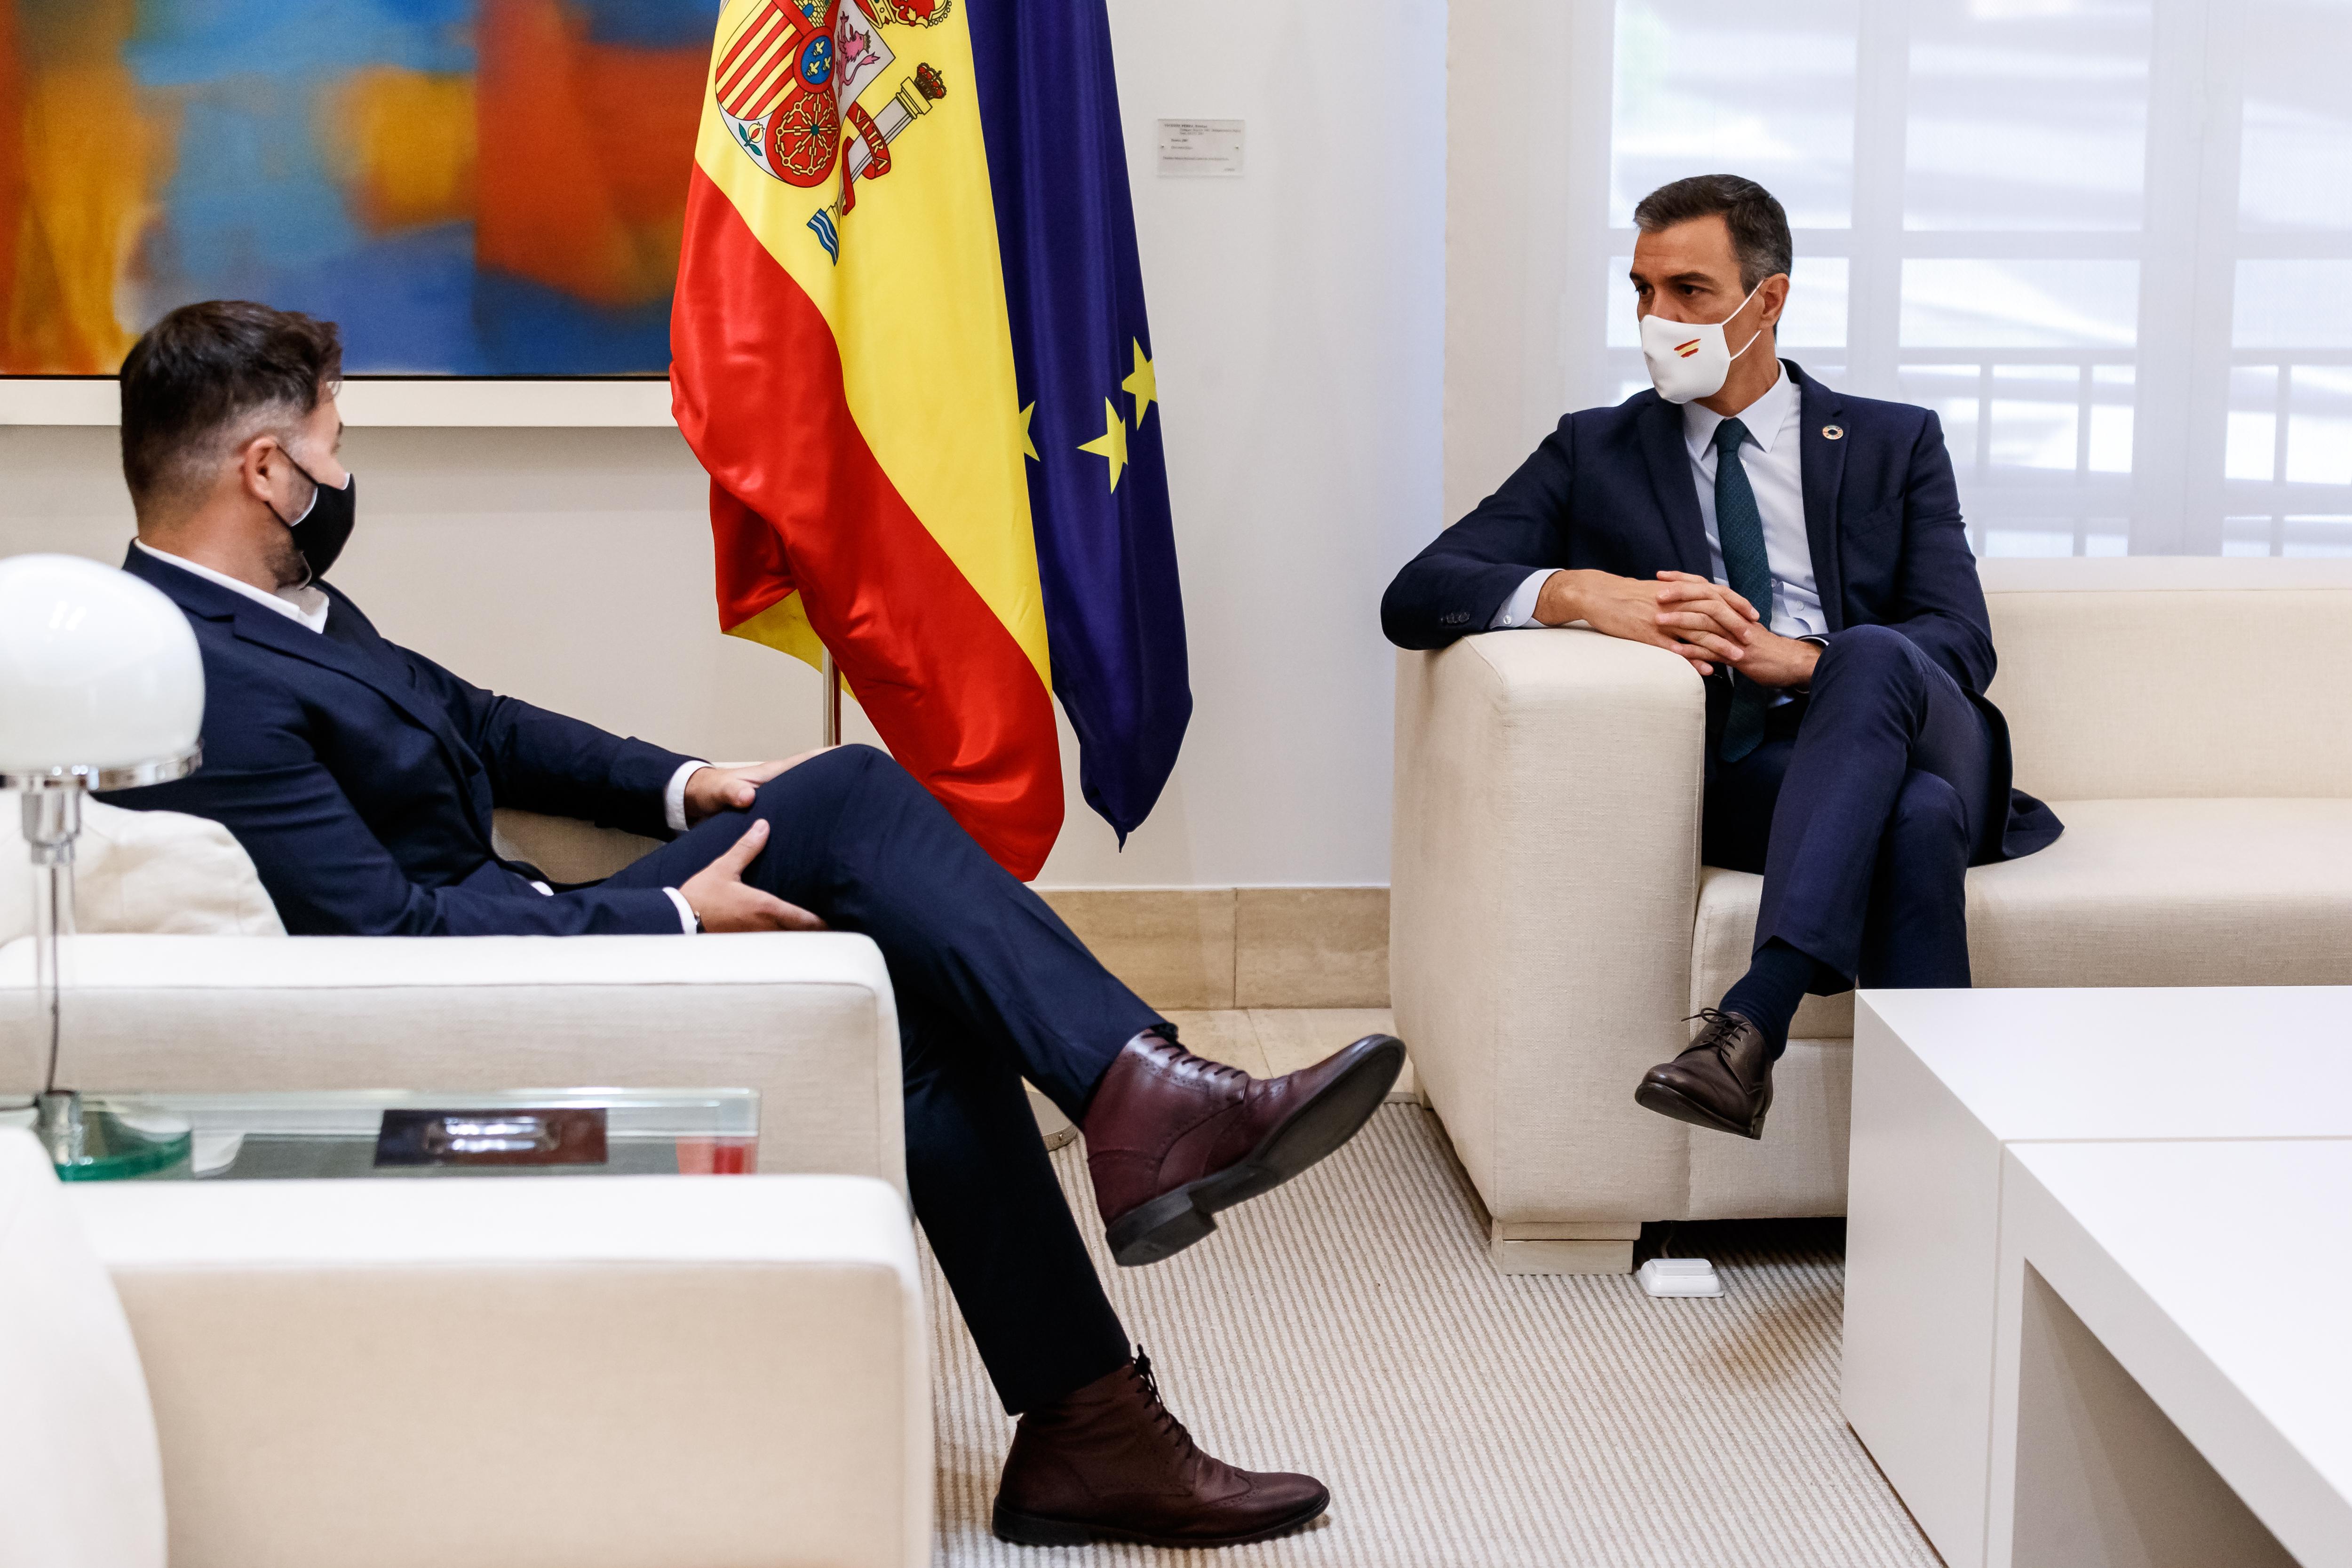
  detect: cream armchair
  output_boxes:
[1391,557,2352,1273]
[0,810,905,1185]
[0,1129,930,1568]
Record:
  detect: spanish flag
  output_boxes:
[671,0,1191,881]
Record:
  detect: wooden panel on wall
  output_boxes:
[1036,888,1389,1013]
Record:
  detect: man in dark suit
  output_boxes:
[104,300,1404,1549]
[1382,175,2059,1142]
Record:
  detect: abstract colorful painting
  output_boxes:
[0,0,714,375]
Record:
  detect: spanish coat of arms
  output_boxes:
[714,0,950,259]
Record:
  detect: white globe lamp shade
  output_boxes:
[0,555,204,787]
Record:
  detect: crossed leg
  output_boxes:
[608,744,1156,1412]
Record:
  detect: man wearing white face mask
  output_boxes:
[1381,174,2062,1142]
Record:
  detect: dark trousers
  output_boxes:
[607,744,1155,1412]
[1701,625,1999,1020]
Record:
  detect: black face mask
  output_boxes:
[276,453,357,583]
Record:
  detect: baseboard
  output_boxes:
[1034,886,1388,1011]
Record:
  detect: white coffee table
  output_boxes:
[1841,986,2352,1568]
[1990,1139,2352,1568]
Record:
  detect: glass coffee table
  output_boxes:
[4,1088,759,1182]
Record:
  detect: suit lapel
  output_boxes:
[1793,364,1848,632]
[222,596,458,740]
[1637,395,1714,577]
[125,548,490,822]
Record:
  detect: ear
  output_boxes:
[1755,273,1791,329]
[236,433,285,513]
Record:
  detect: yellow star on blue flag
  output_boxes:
[1123,341,1156,428]
[1077,398,1128,491]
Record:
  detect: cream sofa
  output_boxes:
[0,809,928,1564]
[0,1129,929,1568]
[1391,557,2352,1273]
[0,808,906,1186]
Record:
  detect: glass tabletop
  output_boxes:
[5,1088,760,1182]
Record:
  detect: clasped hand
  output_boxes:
[678,749,833,933]
[1533,568,1818,687]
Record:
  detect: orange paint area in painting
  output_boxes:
[0,0,174,374]
[476,0,706,307]
[330,67,477,236]
[0,0,18,347]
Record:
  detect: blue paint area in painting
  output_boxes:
[262,224,493,373]
[126,0,476,86]
[472,270,675,374]
[150,85,362,289]
[574,0,716,47]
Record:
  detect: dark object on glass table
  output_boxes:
[374,1107,609,1168]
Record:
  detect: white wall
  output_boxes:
[1070,0,1444,884]
[0,0,1443,891]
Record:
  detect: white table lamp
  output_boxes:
[0,554,204,1176]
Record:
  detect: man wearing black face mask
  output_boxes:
[102,299,1402,1550]
[127,336,356,616]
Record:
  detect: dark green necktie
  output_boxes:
[1713,417,1773,764]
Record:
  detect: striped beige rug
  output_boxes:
[924,1105,1935,1568]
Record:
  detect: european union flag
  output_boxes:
[969,0,1191,845]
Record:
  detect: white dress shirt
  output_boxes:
[135,541,705,932]
[1488,361,1826,642]
[135,539,331,631]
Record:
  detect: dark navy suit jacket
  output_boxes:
[1382,362,2060,859]
[105,545,696,936]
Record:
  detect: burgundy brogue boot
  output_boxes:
[992,1352,1330,1547]
[1083,1029,1404,1266]
[1634,1008,1775,1139]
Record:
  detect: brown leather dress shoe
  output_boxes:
[993,1352,1329,1547]
[1084,1030,1404,1266]
[1634,1008,1774,1139]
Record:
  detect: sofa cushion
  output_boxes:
[1981,558,2352,802]
[1692,798,2352,1038]
[0,800,283,948]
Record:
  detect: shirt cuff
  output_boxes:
[662,886,698,934]
[1487,568,1555,630]
[1792,634,1829,694]
[664,760,712,836]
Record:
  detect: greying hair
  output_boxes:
[1632,175,1793,292]
[119,301,342,510]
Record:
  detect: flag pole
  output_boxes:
[820,646,842,747]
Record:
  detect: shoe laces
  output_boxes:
[1142,1032,1251,1089]
[1681,1009,1749,1053]
[1130,1348,1195,1452]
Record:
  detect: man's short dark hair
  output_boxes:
[119,301,342,510]
[1631,175,1794,292]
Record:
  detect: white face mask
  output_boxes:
[1639,279,1769,405]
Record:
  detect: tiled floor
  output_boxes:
[1162,1009,1417,1101]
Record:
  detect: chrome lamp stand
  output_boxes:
[8,754,199,1179]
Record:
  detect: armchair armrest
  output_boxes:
[1390,629,1705,1229]
[70,1173,929,1568]
[0,933,904,1190]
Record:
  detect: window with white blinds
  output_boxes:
[1583,0,2352,557]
